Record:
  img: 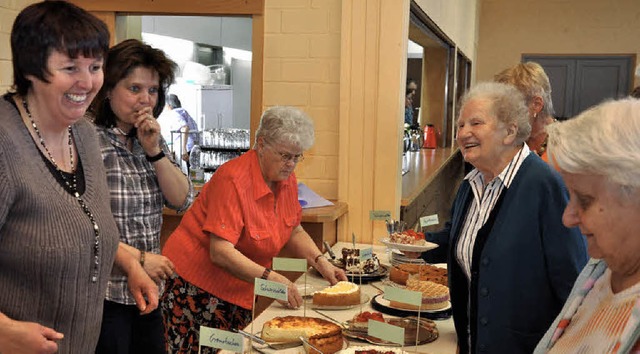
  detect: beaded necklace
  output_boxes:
[22,98,101,283]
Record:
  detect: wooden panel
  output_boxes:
[70,0,263,15]
[90,11,117,46]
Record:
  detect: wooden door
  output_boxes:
[522,55,635,119]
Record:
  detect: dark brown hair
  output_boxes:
[92,39,177,128]
[10,0,109,96]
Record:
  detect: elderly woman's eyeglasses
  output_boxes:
[267,144,305,163]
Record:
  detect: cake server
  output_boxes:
[323,240,336,260]
[312,309,347,328]
[234,329,301,350]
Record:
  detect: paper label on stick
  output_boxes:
[368,319,405,345]
[272,257,308,272]
[199,326,244,352]
[254,278,288,301]
[359,248,373,261]
[369,210,391,220]
[384,286,423,307]
[420,214,439,227]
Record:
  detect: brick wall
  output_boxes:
[264,0,341,200]
[0,1,34,93]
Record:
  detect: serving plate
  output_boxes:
[323,259,389,283]
[380,238,439,252]
[370,294,452,320]
[343,316,438,347]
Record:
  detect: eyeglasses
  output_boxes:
[267,144,305,163]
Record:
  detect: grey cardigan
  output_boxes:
[0,96,119,353]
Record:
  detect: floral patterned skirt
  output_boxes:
[161,274,252,354]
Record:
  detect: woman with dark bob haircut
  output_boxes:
[0,2,157,354]
[91,39,193,354]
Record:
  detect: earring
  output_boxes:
[533,113,537,118]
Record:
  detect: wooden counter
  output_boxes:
[400,147,464,230]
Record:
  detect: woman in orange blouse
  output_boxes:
[161,106,346,353]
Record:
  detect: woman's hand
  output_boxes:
[142,253,176,284]
[126,263,159,315]
[0,314,63,354]
[268,271,303,309]
[315,257,347,285]
[133,107,162,156]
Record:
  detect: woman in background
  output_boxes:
[535,98,640,353]
[494,61,556,162]
[0,3,156,353]
[91,39,193,354]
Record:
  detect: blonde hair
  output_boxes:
[494,61,554,118]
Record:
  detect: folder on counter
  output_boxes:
[297,183,333,209]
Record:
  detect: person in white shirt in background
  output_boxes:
[158,93,199,172]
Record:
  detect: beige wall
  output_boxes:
[477,0,640,86]
[0,0,35,94]
[263,0,342,200]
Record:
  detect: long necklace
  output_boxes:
[22,98,101,283]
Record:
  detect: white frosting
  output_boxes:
[314,281,359,295]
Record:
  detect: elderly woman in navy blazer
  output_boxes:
[418,82,587,353]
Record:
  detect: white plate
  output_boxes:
[380,238,439,252]
[339,345,407,354]
[372,293,451,313]
[305,293,371,310]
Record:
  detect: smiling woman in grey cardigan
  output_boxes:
[0,2,157,353]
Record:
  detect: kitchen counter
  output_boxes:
[231,242,458,354]
[400,147,464,230]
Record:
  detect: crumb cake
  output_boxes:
[312,281,361,307]
[388,230,427,245]
[389,279,449,310]
[261,316,343,354]
[341,248,381,274]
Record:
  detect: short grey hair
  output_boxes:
[458,82,531,145]
[548,98,640,194]
[254,106,315,150]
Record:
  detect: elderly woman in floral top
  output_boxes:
[535,98,640,353]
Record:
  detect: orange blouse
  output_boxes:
[163,149,302,309]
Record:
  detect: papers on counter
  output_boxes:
[298,183,333,209]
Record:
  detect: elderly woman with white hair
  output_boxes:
[415,82,587,353]
[534,98,640,353]
[161,106,347,353]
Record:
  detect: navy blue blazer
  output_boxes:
[423,153,588,354]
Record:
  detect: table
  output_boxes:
[232,242,458,354]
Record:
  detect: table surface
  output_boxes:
[225,242,458,354]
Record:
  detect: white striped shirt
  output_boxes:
[455,144,531,280]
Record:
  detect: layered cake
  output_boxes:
[342,248,381,274]
[312,281,361,307]
[389,279,449,310]
[261,316,343,354]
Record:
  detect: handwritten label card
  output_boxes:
[359,247,373,261]
[420,214,439,227]
[384,286,422,307]
[369,210,391,220]
[272,257,308,272]
[199,326,244,353]
[254,278,288,302]
[368,319,405,345]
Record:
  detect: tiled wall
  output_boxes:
[264,0,342,200]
